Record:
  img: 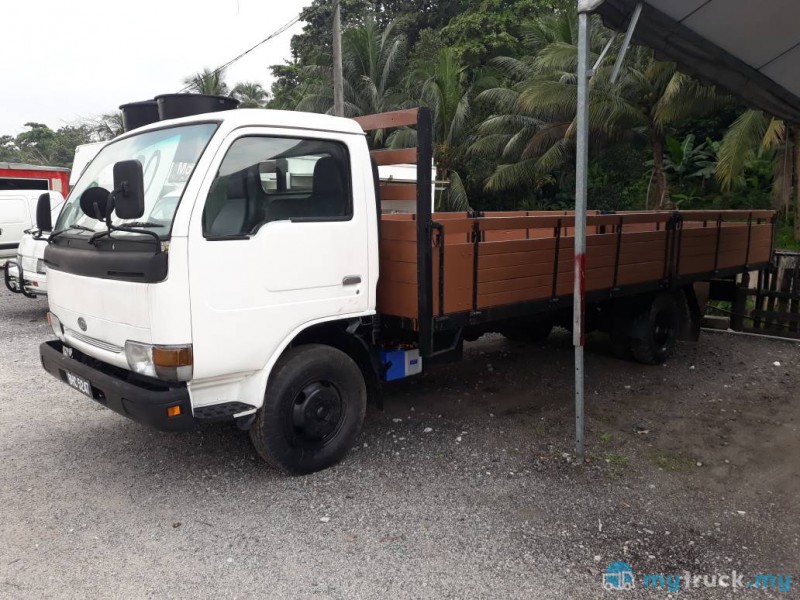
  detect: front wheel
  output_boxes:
[250,344,367,474]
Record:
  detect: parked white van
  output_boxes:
[4,143,103,297]
[3,192,65,296]
[0,190,65,261]
[3,190,64,298]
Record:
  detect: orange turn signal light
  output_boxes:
[153,346,193,368]
[167,405,182,418]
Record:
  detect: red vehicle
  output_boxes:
[0,162,70,195]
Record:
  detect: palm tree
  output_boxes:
[716,110,799,240]
[471,13,723,208]
[716,111,790,204]
[232,81,269,108]
[183,67,230,96]
[297,18,406,120]
[390,47,491,211]
[93,111,125,140]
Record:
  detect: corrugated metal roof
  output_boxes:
[595,0,800,122]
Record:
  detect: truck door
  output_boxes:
[187,129,371,383]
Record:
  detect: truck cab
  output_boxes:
[42,108,380,473]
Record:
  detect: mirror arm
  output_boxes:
[88,187,160,253]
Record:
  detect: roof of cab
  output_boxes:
[117,108,366,141]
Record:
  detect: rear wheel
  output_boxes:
[250,344,367,474]
[629,293,681,365]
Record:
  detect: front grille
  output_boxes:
[66,329,124,354]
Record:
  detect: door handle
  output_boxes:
[342,275,361,286]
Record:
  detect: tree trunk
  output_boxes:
[794,124,800,241]
[651,127,670,209]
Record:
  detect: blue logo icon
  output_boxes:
[603,562,635,591]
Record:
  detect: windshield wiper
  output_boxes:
[48,225,96,242]
[89,222,162,248]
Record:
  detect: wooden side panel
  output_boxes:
[378,217,418,319]
[371,148,417,166]
[432,243,474,314]
[377,211,774,320]
[353,108,419,131]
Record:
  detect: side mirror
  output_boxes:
[36,193,52,232]
[80,187,111,220]
[113,160,145,219]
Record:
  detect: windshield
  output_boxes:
[56,123,217,237]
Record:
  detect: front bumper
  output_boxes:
[4,260,46,296]
[4,261,21,293]
[40,340,195,431]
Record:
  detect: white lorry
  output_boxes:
[39,99,772,474]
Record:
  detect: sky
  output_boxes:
[1,0,309,135]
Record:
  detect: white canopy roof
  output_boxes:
[594,0,800,123]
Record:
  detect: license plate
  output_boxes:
[65,371,93,398]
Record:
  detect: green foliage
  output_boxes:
[183,67,230,96]
[232,82,269,108]
[297,17,407,121]
[91,112,125,141]
[775,218,800,251]
[471,12,725,208]
[0,122,95,168]
[662,135,717,182]
[267,62,304,110]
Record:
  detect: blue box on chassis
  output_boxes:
[379,348,422,381]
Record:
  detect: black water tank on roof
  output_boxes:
[154,94,240,120]
[119,100,160,132]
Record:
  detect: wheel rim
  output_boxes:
[653,309,676,348]
[291,381,344,444]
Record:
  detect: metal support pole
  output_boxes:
[573,9,591,465]
[610,2,642,84]
[332,0,344,117]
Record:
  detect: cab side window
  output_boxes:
[202,136,352,238]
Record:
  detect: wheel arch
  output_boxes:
[254,316,381,410]
[288,320,381,394]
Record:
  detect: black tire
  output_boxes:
[629,293,681,365]
[250,344,367,474]
[501,319,554,342]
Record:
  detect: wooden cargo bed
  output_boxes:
[377,210,775,324]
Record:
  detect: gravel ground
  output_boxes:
[1,285,798,599]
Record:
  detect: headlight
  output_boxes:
[47,312,63,338]
[36,259,46,275]
[124,341,193,382]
